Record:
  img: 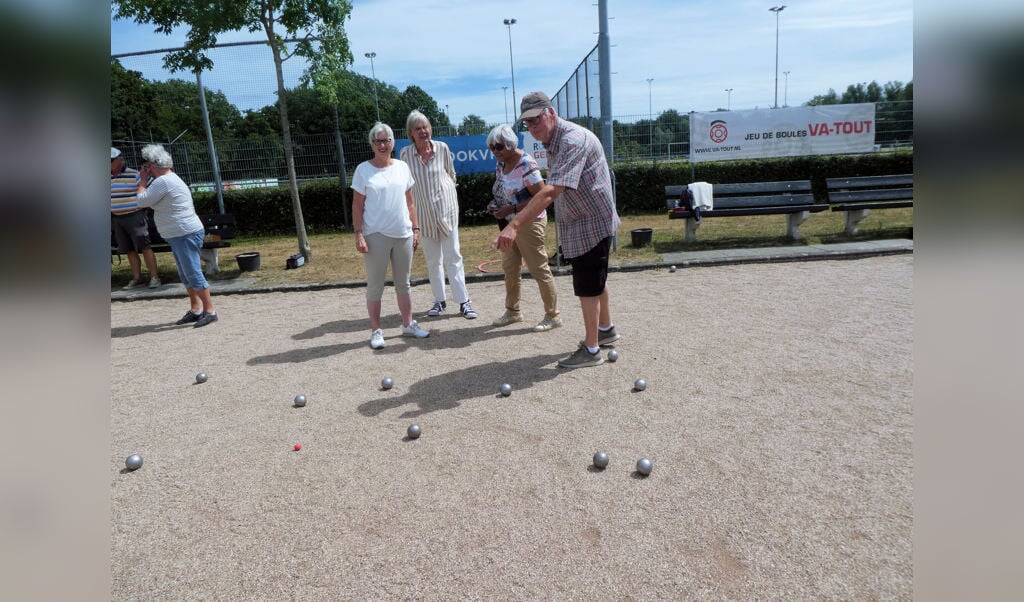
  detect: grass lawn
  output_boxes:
[110,208,912,288]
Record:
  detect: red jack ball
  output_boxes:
[293,443,301,451]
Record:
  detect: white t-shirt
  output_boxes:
[351,160,415,238]
[135,171,203,239]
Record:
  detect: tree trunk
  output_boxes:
[272,43,312,260]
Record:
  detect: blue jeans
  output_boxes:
[166,229,208,290]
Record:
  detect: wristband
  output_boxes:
[354,229,362,234]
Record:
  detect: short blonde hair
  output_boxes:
[405,110,431,140]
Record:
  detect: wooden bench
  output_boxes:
[825,174,913,235]
[111,211,237,275]
[667,180,827,242]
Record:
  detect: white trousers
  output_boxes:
[420,230,469,304]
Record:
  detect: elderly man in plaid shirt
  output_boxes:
[495,92,622,368]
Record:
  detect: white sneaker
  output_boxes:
[122,278,143,290]
[148,276,162,289]
[533,316,563,332]
[369,328,385,349]
[492,311,523,327]
[401,320,430,338]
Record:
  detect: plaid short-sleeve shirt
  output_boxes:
[544,118,620,259]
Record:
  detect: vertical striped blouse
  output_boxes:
[398,140,459,239]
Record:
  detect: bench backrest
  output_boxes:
[666,180,815,210]
[200,213,237,240]
[138,211,236,246]
[825,174,913,204]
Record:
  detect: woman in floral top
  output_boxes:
[486,124,561,332]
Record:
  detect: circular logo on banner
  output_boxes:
[709,120,728,144]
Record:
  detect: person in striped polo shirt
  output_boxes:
[494,92,622,369]
[111,147,160,289]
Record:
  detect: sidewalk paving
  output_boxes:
[110,239,912,301]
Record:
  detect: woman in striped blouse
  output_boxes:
[398,110,477,320]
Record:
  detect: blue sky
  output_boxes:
[111,0,914,124]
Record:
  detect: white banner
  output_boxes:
[689,103,876,163]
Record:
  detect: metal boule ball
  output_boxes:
[382,377,394,390]
[607,349,620,362]
[636,457,653,476]
[407,424,421,439]
[634,378,646,391]
[500,383,512,397]
[593,451,610,469]
[125,454,143,471]
[293,394,307,407]
[195,372,208,384]
[669,265,677,273]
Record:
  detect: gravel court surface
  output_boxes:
[111,255,913,600]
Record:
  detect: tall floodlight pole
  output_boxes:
[502,86,509,123]
[783,71,790,107]
[503,19,517,112]
[646,78,654,151]
[725,88,734,110]
[769,6,786,109]
[597,0,613,162]
[364,52,380,121]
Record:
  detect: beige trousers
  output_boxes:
[501,219,559,319]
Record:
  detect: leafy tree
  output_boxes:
[113,0,355,260]
[234,109,278,140]
[459,114,487,135]
[390,85,446,132]
[805,88,840,106]
[149,79,242,143]
[111,59,159,142]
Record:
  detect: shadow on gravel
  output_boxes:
[358,353,564,419]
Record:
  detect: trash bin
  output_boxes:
[236,252,261,272]
[630,228,653,248]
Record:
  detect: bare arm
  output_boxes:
[494,183,563,250]
[405,188,420,250]
[493,179,546,220]
[352,191,368,254]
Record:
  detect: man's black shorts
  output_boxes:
[569,236,612,297]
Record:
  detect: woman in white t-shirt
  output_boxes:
[351,123,429,349]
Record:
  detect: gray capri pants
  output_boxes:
[363,232,414,301]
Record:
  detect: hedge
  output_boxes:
[193,150,912,235]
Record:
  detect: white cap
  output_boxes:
[111,147,122,159]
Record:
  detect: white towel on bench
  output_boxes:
[688,182,713,210]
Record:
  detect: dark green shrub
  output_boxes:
[193,150,912,234]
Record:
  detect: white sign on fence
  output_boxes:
[689,103,876,163]
[522,132,547,170]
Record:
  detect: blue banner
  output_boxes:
[395,134,526,176]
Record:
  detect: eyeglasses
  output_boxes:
[489,144,506,152]
[372,138,392,145]
[522,113,546,128]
